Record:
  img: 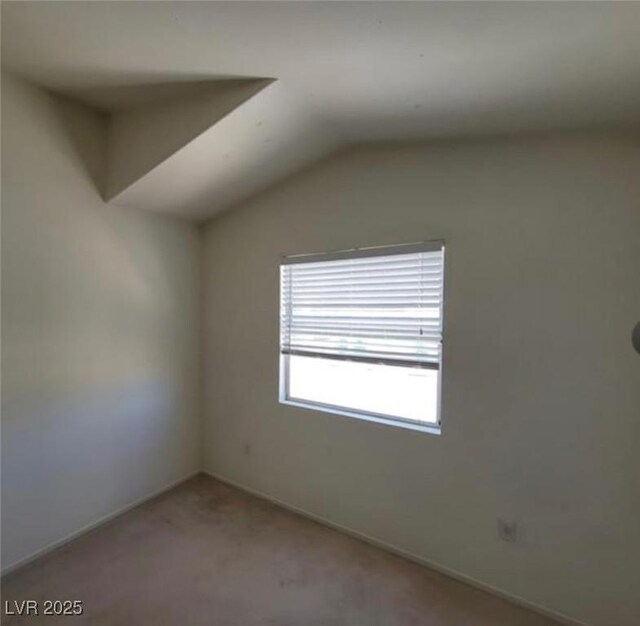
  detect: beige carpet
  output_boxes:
[2,474,560,625]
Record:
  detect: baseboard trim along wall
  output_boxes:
[1,467,591,626]
[204,470,590,626]
[1,471,200,577]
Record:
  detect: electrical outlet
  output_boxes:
[497,518,517,543]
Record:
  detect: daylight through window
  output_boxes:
[279,242,445,429]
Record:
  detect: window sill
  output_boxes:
[280,398,442,436]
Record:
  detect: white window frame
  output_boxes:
[279,241,445,435]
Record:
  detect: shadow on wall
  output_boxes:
[1,72,200,571]
[48,91,109,198]
[41,69,274,204]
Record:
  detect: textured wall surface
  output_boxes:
[1,73,201,570]
[202,132,640,626]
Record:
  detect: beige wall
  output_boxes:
[201,133,640,626]
[1,73,201,570]
[106,79,270,201]
[3,65,639,625]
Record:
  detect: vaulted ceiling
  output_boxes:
[3,1,640,221]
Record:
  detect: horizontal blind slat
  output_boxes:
[286,268,443,281]
[289,330,442,342]
[287,344,441,358]
[289,263,443,274]
[290,330,440,344]
[284,298,440,310]
[288,315,441,324]
[285,252,442,272]
[288,323,441,334]
[288,272,443,286]
[281,246,444,363]
[282,349,440,370]
[287,321,441,330]
[283,347,440,363]
[286,285,442,296]
[286,261,443,277]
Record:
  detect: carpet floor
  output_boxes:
[2,474,560,625]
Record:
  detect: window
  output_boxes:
[279,241,445,432]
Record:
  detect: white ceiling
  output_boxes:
[3,1,640,220]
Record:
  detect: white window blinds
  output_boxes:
[280,242,445,370]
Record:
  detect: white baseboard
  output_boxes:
[203,469,589,626]
[2,467,590,626]
[1,470,200,577]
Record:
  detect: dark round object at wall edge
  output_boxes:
[633,322,640,355]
